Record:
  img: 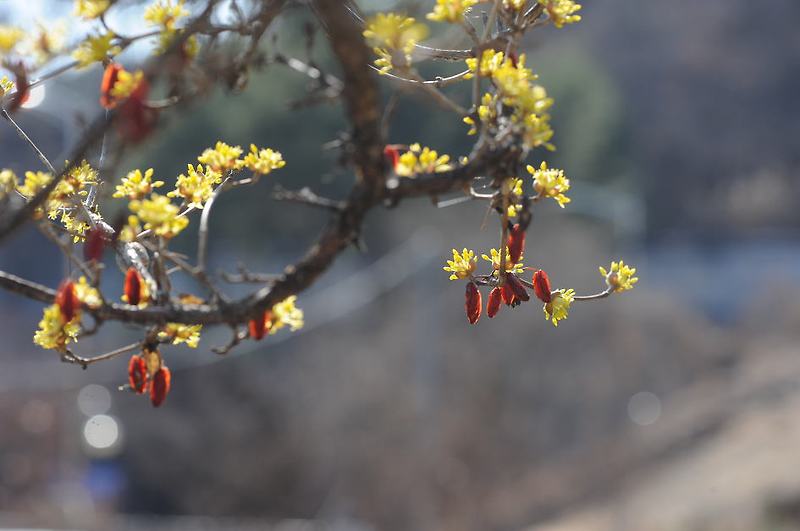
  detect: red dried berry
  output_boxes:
[507,224,525,264]
[248,310,272,341]
[150,366,171,407]
[55,279,79,322]
[383,145,400,170]
[83,227,105,262]
[487,287,502,318]
[501,282,516,306]
[532,269,552,303]
[124,267,142,306]
[128,354,148,394]
[505,274,530,302]
[465,282,482,324]
[118,79,155,143]
[99,63,122,109]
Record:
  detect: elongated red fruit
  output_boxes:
[55,279,79,322]
[532,269,552,303]
[465,282,482,324]
[150,366,171,407]
[83,227,105,262]
[501,282,516,306]
[124,267,142,306]
[505,274,530,302]
[507,224,525,264]
[128,355,148,394]
[249,310,272,340]
[487,287,502,318]
[100,63,122,109]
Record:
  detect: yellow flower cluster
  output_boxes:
[363,13,428,74]
[464,49,555,149]
[34,276,100,351]
[395,143,452,177]
[0,169,17,199]
[0,25,24,55]
[482,247,525,274]
[73,33,121,68]
[599,260,638,292]
[15,161,99,240]
[543,0,582,28]
[110,69,145,100]
[544,288,574,326]
[443,248,477,280]
[463,92,498,135]
[74,0,110,20]
[158,323,202,348]
[168,164,223,208]
[270,296,304,334]
[0,75,14,96]
[114,168,165,200]
[527,161,570,207]
[426,0,478,23]
[505,177,524,217]
[144,0,197,58]
[241,144,286,175]
[34,304,81,351]
[198,141,243,172]
[129,194,189,238]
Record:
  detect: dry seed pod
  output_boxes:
[532,269,552,303]
[507,224,525,264]
[465,282,482,324]
[487,287,502,318]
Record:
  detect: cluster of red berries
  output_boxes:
[128,351,171,407]
[464,224,553,324]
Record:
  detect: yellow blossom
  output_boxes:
[395,143,452,177]
[427,0,478,23]
[504,177,524,217]
[144,0,189,29]
[129,194,189,238]
[34,304,80,351]
[114,168,164,200]
[16,170,52,199]
[599,260,638,293]
[168,164,222,208]
[363,13,428,73]
[28,22,66,64]
[443,248,477,280]
[503,0,527,10]
[60,212,91,242]
[464,49,506,79]
[0,25,24,54]
[464,92,498,135]
[482,247,525,274]
[119,215,142,242]
[543,0,582,28]
[159,323,202,348]
[241,144,286,175]
[527,161,570,207]
[198,141,244,172]
[72,33,121,68]
[270,296,304,333]
[110,69,145,100]
[0,76,14,97]
[74,0,111,19]
[543,288,574,326]
[74,276,102,308]
[0,169,17,199]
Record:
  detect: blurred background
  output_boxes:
[2,0,800,530]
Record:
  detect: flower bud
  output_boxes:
[128,354,148,394]
[505,274,530,302]
[150,366,171,407]
[532,269,552,303]
[487,287,502,318]
[55,279,79,323]
[465,282,482,324]
[507,224,525,264]
[124,267,142,306]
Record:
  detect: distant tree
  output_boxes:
[0,0,636,406]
